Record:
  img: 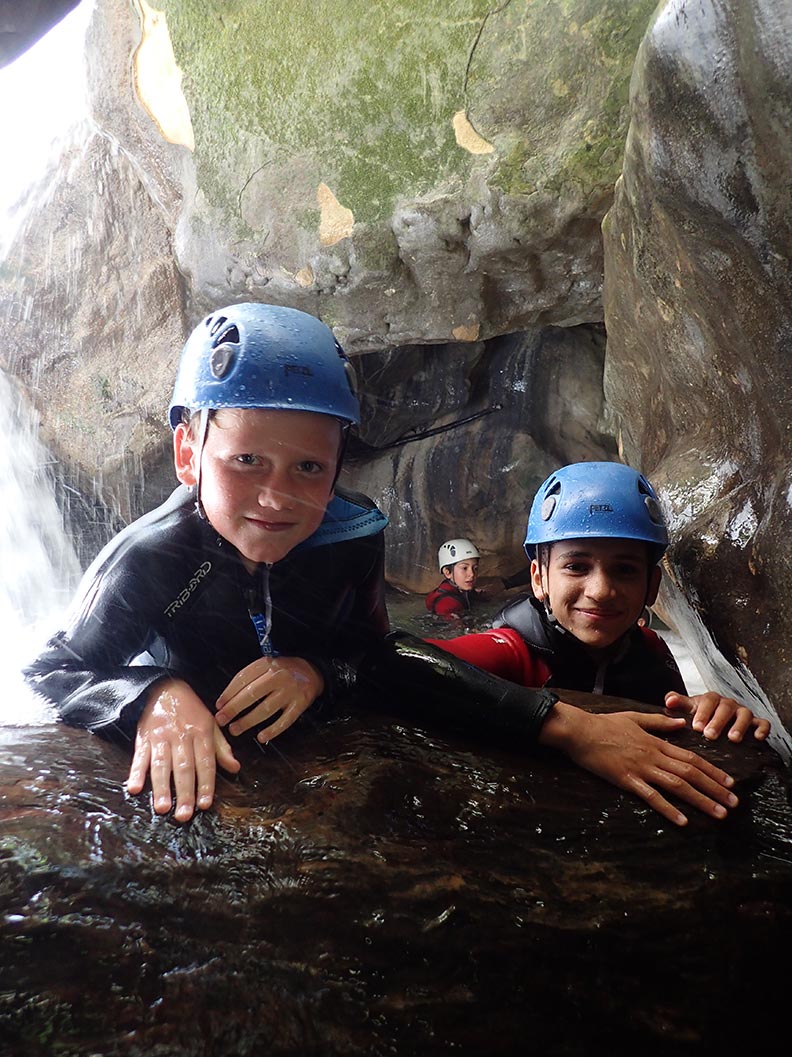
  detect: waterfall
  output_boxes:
[0,3,91,721]
[0,369,81,721]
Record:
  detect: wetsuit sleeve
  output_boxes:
[24,556,175,743]
[426,628,550,687]
[356,631,558,743]
[24,650,167,742]
[429,593,464,617]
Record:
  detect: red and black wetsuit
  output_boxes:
[425,581,480,617]
[427,594,687,707]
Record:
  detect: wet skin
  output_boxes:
[444,557,479,593]
[531,538,660,652]
[173,407,341,568]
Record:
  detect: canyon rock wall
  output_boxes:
[603,0,792,733]
[0,0,650,568]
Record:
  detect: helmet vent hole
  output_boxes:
[210,343,236,379]
[208,314,229,336]
[645,495,663,524]
[213,324,239,346]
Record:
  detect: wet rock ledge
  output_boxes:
[1,691,791,1057]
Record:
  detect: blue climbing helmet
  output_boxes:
[524,462,669,563]
[168,302,359,429]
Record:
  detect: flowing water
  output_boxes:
[0,2,90,721]
[0,369,80,721]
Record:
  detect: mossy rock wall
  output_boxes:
[156,0,658,347]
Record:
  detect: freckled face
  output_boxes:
[174,408,341,568]
[448,558,479,591]
[531,537,660,651]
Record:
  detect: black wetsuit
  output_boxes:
[26,487,558,747]
[492,595,687,707]
[25,485,390,742]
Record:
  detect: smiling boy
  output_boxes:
[25,303,391,820]
[177,408,342,572]
[429,462,770,743]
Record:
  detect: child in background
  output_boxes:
[25,316,748,829]
[429,461,771,743]
[425,538,483,617]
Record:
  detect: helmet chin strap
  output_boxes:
[330,423,351,492]
[192,408,210,521]
[542,595,563,630]
[536,550,561,627]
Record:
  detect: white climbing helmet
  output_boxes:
[438,538,480,572]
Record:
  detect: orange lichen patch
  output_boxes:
[452,111,494,155]
[318,183,354,245]
[452,322,480,341]
[133,0,195,150]
[294,265,315,287]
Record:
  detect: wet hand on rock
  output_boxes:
[539,701,739,827]
[215,656,324,742]
[126,678,240,823]
[664,690,771,743]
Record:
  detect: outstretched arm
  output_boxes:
[664,690,770,742]
[538,702,738,826]
[360,633,739,828]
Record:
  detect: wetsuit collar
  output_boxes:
[295,491,388,551]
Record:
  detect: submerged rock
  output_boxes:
[1,688,790,1057]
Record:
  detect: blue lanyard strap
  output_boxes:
[248,610,277,656]
[244,565,278,657]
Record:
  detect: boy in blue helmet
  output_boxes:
[26,326,747,829]
[430,462,770,743]
[26,303,390,820]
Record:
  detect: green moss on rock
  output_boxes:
[467,0,658,195]
[153,0,495,227]
[149,0,656,234]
